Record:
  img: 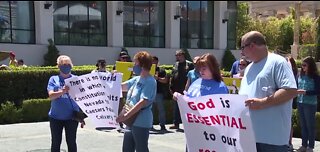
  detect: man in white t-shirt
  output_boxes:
[238,31,297,152]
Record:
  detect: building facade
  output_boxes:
[0,1,239,66]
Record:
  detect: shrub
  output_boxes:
[0,67,94,105]
[21,99,51,122]
[296,59,302,68]
[298,44,317,60]
[43,39,60,66]
[221,49,236,71]
[0,65,234,106]
[316,112,320,141]
[316,17,320,61]
[221,70,231,77]
[237,2,317,54]
[0,101,22,124]
[292,109,320,141]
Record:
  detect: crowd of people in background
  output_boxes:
[0,51,27,70]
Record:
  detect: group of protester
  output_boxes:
[0,51,27,70]
[46,31,319,152]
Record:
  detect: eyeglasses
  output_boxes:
[239,64,246,66]
[240,43,251,50]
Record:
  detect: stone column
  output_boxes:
[34,1,54,45]
[213,1,228,50]
[107,1,123,47]
[165,1,180,49]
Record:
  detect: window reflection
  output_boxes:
[124,1,164,48]
[0,1,35,43]
[53,1,107,46]
[180,1,213,49]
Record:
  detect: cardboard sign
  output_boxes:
[115,61,156,82]
[222,77,242,94]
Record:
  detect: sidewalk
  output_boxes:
[0,121,319,152]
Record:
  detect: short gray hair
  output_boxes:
[56,55,73,66]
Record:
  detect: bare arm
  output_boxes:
[116,98,148,122]
[245,88,297,110]
[48,86,69,101]
[185,78,191,92]
[157,75,168,84]
[169,77,174,95]
[125,99,147,118]
[121,82,128,92]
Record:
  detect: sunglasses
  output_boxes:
[239,64,246,66]
[241,43,251,50]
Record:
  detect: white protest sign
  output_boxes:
[177,94,256,152]
[65,72,122,128]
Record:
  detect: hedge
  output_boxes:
[0,66,106,106]
[0,98,319,141]
[0,65,230,106]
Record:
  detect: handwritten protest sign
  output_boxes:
[115,61,156,82]
[177,94,256,152]
[65,72,122,128]
[222,77,242,94]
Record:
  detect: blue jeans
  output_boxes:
[123,126,150,152]
[153,93,166,126]
[50,117,79,152]
[256,143,287,152]
[297,103,317,149]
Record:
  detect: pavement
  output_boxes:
[0,121,319,152]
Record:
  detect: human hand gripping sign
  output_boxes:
[172,91,187,101]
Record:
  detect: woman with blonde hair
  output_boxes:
[47,55,85,152]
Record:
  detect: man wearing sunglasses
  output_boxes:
[238,31,297,152]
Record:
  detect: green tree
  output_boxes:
[316,17,320,61]
[278,15,294,53]
[236,2,254,48]
[43,39,60,66]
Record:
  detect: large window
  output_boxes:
[227,1,237,50]
[180,1,213,49]
[53,1,107,46]
[123,1,165,48]
[0,1,35,44]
